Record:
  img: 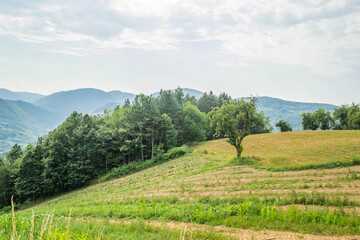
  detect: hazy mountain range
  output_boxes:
[0,98,60,155]
[0,88,338,155]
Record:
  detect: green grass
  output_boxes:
[0,212,226,240]
[2,131,360,238]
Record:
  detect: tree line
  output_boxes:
[301,103,360,131]
[1,88,269,208]
[274,103,360,133]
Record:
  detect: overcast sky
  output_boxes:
[0,0,359,105]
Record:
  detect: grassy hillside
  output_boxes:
[201,130,360,167]
[0,98,60,155]
[2,131,360,239]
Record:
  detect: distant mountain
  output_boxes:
[34,88,135,119]
[0,87,341,156]
[108,90,136,102]
[93,91,136,114]
[152,88,204,99]
[243,97,339,131]
[92,102,124,115]
[0,98,60,155]
[0,88,44,103]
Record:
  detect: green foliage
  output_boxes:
[15,144,44,202]
[0,166,10,206]
[275,119,293,132]
[347,103,360,130]
[210,98,272,158]
[160,113,178,150]
[0,89,220,208]
[184,93,197,106]
[181,102,209,143]
[4,144,23,166]
[198,91,218,113]
[101,145,188,182]
[302,105,360,131]
[218,92,232,107]
[314,108,333,130]
[163,145,188,160]
[301,112,319,130]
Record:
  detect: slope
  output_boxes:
[4,131,360,239]
[151,88,204,98]
[0,88,44,103]
[34,88,135,119]
[0,98,60,155]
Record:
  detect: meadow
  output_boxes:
[1,130,360,239]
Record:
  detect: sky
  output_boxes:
[0,0,359,105]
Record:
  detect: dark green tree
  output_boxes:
[5,144,23,166]
[0,165,10,207]
[15,144,44,201]
[184,93,197,106]
[174,87,185,107]
[301,112,319,130]
[275,119,293,132]
[159,113,178,151]
[348,103,360,130]
[218,92,232,107]
[157,90,183,128]
[181,102,209,143]
[333,105,350,130]
[314,108,333,130]
[198,91,218,113]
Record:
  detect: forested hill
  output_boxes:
[253,97,338,131]
[152,88,204,99]
[0,88,44,103]
[34,88,135,118]
[0,87,341,155]
[0,98,60,155]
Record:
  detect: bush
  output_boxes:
[100,145,188,182]
[163,145,188,160]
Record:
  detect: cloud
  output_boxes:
[0,0,359,77]
[108,0,213,20]
[99,28,181,50]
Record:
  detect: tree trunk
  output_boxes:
[236,148,241,159]
[151,126,155,159]
[141,147,144,162]
[235,138,243,159]
[140,129,144,162]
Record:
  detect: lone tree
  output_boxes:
[275,119,293,132]
[209,98,272,159]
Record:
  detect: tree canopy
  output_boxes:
[275,119,293,132]
[209,98,272,159]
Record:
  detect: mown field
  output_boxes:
[1,130,360,239]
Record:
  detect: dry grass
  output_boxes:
[243,130,360,166]
[13,131,360,238]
